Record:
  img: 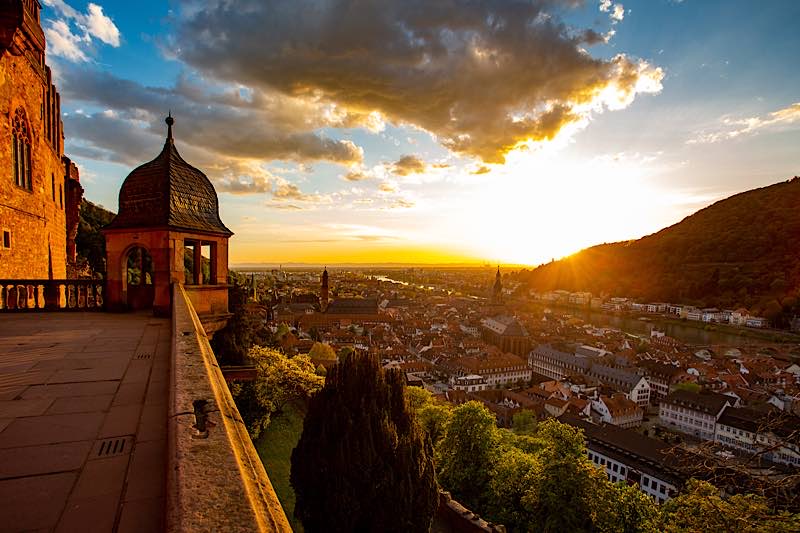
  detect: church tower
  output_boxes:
[492,266,503,304]
[320,267,329,310]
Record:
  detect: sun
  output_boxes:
[459,149,669,266]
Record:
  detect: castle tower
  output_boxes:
[0,0,83,280]
[320,267,329,310]
[492,266,503,304]
[103,114,232,328]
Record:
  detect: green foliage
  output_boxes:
[660,479,800,532]
[210,276,268,365]
[596,483,660,533]
[518,177,800,327]
[436,401,501,511]
[290,352,438,532]
[336,346,355,362]
[673,382,702,394]
[75,199,115,277]
[233,346,323,439]
[307,341,337,361]
[254,402,307,532]
[511,409,538,435]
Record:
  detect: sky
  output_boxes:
[42,0,800,266]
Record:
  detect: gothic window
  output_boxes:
[12,108,32,190]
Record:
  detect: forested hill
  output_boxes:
[75,199,115,277]
[516,176,800,325]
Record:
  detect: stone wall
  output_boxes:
[169,284,291,532]
[0,7,81,280]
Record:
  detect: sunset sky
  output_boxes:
[44,0,800,266]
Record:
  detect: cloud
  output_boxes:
[343,170,371,182]
[611,4,625,22]
[58,69,366,193]
[388,199,415,209]
[216,175,273,195]
[174,0,662,164]
[43,19,88,62]
[378,181,398,193]
[392,155,427,176]
[472,165,492,175]
[687,102,800,144]
[84,3,120,46]
[272,180,332,205]
[41,1,120,61]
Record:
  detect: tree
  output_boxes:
[291,352,438,532]
[673,381,702,394]
[211,276,268,365]
[437,401,501,511]
[233,346,323,439]
[512,409,538,435]
[307,341,337,362]
[520,419,608,532]
[596,483,660,533]
[660,479,800,532]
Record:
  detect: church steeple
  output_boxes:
[492,266,503,304]
[320,267,329,310]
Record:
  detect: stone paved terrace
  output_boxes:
[0,312,169,532]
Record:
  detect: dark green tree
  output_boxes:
[290,352,438,532]
[210,275,267,365]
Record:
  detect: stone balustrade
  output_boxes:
[169,283,291,532]
[0,279,105,311]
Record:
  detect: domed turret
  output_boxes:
[107,114,231,236]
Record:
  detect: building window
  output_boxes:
[59,185,63,209]
[2,230,10,249]
[12,107,32,190]
[51,174,56,201]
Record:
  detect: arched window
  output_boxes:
[12,108,32,190]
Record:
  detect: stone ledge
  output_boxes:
[168,283,291,532]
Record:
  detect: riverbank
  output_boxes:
[523,300,800,346]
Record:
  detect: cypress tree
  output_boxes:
[290,352,438,532]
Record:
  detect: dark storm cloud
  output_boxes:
[174,0,662,163]
[60,68,364,166]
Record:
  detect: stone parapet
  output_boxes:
[168,283,291,532]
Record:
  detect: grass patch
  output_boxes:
[255,402,306,532]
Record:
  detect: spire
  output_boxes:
[165,111,174,143]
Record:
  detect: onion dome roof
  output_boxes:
[106,114,232,236]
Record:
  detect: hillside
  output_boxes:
[517,176,800,326]
[75,199,116,277]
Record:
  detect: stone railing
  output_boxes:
[0,279,105,311]
[169,283,291,532]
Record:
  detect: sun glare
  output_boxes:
[461,149,669,266]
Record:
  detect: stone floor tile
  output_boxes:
[55,493,120,533]
[135,402,167,442]
[111,382,147,407]
[124,439,166,500]
[0,412,104,448]
[121,359,153,385]
[0,440,92,479]
[0,472,76,531]
[116,497,164,533]
[48,394,114,415]
[21,381,119,400]
[0,398,53,418]
[69,454,129,500]
[98,404,142,439]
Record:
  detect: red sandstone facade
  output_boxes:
[0,1,82,279]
